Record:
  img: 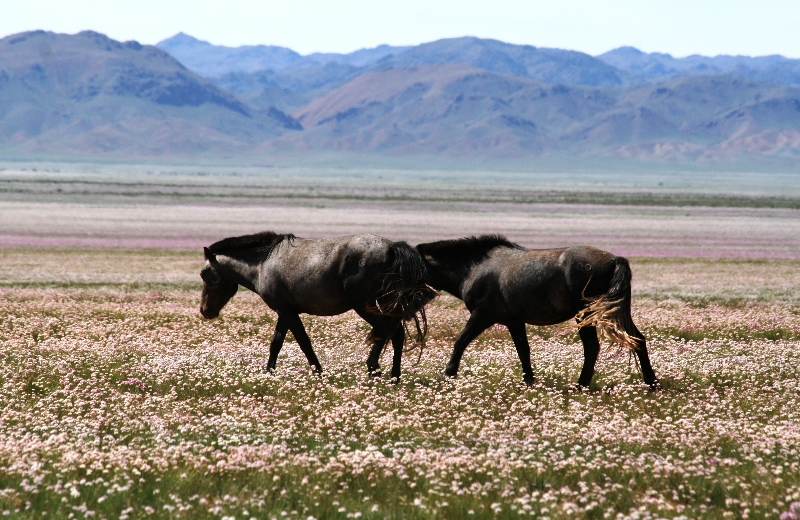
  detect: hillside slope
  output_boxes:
[280,66,800,158]
[372,37,629,87]
[0,31,299,156]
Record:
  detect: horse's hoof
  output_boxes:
[389,376,400,385]
[369,369,383,378]
[523,375,535,387]
[648,380,663,392]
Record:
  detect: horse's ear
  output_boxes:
[204,247,216,263]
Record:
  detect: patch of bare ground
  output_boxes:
[2,168,800,257]
[2,200,799,257]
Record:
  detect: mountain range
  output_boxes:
[1,30,799,162]
[598,46,800,86]
[0,30,302,157]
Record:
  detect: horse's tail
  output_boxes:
[368,241,437,343]
[574,256,644,351]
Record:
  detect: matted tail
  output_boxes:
[574,257,644,351]
[368,241,438,343]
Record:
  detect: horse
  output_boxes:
[200,231,436,379]
[415,235,659,389]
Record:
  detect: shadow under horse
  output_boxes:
[200,231,436,378]
[416,235,659,389]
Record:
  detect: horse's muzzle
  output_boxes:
[200,305,219,319]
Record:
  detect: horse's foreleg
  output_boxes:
[445,311,493,378]
[283,313,322,373]
[577,326,600,388]
[507,321,534,385]
[630,322,659,389]
[366,333,386,377]
[266,315,289,371]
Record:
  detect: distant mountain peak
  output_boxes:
[158,32,213,49]
[0,30,296,156]
[602,46,646,56]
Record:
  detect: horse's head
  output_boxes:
[200,247,239,319]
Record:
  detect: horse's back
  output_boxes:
[488,246,617,325]
[260,235,392,315]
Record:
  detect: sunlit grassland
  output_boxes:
[1,248,799,519]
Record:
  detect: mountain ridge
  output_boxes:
[597,46,800,86]
[158,32,800,90]
[278,66,800,159]
[1,30,799,162]
[156,33,410,77]
[0,30,300,157]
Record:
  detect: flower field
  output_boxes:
[1,249,799,519]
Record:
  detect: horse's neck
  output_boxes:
[217,255,260,292]
[427,245,510,298]
[426,255,476,299]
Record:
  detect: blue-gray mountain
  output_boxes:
[2,30,799,160]
[598,47,800,87]
[156,33,410,77]
[0,30,300,157]
[281,65,800,159]
[158,33,800,93]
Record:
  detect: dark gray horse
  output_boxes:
[201,231,436,378]
[416,235,659,389]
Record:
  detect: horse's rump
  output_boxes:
[574,257,643,351]
[368,241,437,342]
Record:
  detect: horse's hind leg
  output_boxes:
[507,321,535,385]
[355,311,393,377]
[577,326,601,388]
[266,315,290,371]
[283,312,322,373]
[389,324,404,379]
[445,311,494,378]
[630,322,659,388]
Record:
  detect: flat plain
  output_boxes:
[1,165,800,519]
[2,166,800,257]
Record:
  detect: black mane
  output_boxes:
[417,234,523,256]
[208,231,296,258]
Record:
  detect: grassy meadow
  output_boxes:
[1,248,799,519]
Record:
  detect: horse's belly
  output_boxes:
[298,299,352,316]
[524,309,577,326]
[260,272,352,316]
[287,287,351,316]
[503,274,576,326]
[263,293,351,316]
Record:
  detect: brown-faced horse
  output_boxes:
[416,235,659,389]
[201,232,436,379]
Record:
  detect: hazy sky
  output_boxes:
[3,0,800,58]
